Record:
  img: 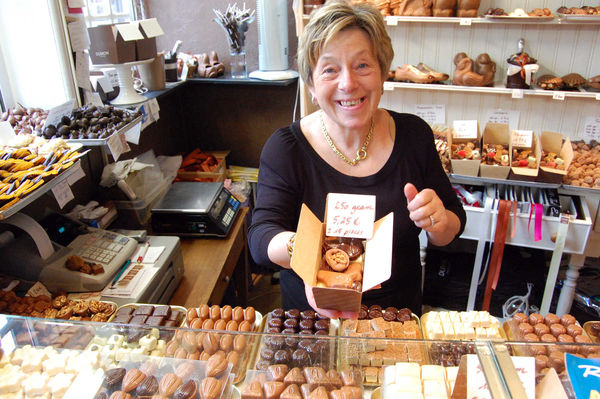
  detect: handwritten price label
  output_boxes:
[452,120,478,139]
[511,130,533,148]
[325,193,376,239]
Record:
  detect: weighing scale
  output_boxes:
[151,182,240,238]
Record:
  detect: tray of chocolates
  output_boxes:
[503,312,599,377]
[9,317,96,349]
[252,308,339,373]
[583,321,600,343]
[108,303,186,328]
[96,354,234,399]
[185,304,261,332]
[421,310,505,341]
[381,361,459,398]
[239,365,363,399]
[338,306,426,386]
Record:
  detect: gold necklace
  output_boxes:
[319,110,374,166]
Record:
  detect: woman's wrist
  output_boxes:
[268,231,297,268]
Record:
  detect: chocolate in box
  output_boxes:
[290,194,393,313]
[480,123,510,180]
[537,131,573,184]
[509,130,541,181]
[448,120,481,177]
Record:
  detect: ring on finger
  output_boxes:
[429,215,435,227]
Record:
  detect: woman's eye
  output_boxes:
[358,63,367,69]
[324,67,336,74]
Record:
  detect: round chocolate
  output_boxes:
[544,313,560,326]
[383,312,396,322]
[274,349,292,364]
[398,308,412,316]
[314,329,328,336]
[535,355,549,370]
[384,306,398,315]
[360,304,368,312]
[299,329,314,335]
[256,360,270,371]
[560,314,576,327]
[314,320,329,331]
[297,339,313,351]
[305,343,321,362]
[590,322,600,337]
[557,333,574,343]
[286,309,301,319]
[268,318,283,329]
[282,328,296,335]
[534,323,550,336]
[292,348,310,367]
[396,312,411,322]
[529,313,544,325]
[260,347,274,361]
[524,333,540,342]
[368,309,383,319]
[540,333,557,343]
[566,324,583,337]
[284,336,299,348]
[513,312,529,324]
[358,309,368,320]
[550,323,566,337]
[271,308,285,319]
[368,305,382,313]
[265,336,285,350]
[518,322,534,335]
[283,318,299,330]
[299,319,314,331]
[266,327,281,334]
[300,310,316,320]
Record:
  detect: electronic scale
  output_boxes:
[151,182,240,238]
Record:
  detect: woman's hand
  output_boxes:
[304,282,358,320]
[404,182,461,246]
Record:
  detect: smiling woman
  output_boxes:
[249,0,465,318]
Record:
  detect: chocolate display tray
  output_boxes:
[184,309,263,333]
[557,13,600,21]
[484,15,554,21]
[582,321,600,344]
[109,303,187,327]
[66,114,142,146]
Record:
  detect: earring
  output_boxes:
[311,96,319,106]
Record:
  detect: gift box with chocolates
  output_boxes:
[448,120,481,177]
[537,131,573,184]
[479,123,511,179]
[509,129,541,182]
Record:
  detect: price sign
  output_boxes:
[581,116,600,142]
[45,99,75,128]
[512,89,524,99]
[512,130,533,148]
[414,104,445,125]
[325,193,376,239]
[52,180,74,209]
[386,17,398,26]
[452,120,478,139]
[107,131,130,161]
[552,91,565,101]
[460,18,472,26]
[486,109,520,131]
[383,81,394,91]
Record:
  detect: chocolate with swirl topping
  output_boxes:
[322,237,364,260]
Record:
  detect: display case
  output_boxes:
[1,314,599,398]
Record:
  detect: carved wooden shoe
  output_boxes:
[416,63,449,82]
[394,64,436,83]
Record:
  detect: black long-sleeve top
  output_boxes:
[248,110,466,314]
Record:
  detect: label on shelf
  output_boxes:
[52,180,74,209]
[325,193,375,239]
[511,89,524,99]
[46,99,76,129]
[552,92,565,101]
[582,116,600,142]
[383,81,394,91]
[460,18,472,26]
[486,109,520,131]
[511,130,533,148]
[125,121,142,145]
[596,94,600,101]
[107,130,131,161]
[414,104,445,125]
[452,120,478,139]
[0,121,17,146]
[386,17,398,26]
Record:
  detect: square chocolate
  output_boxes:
[130,315,148,325]
[112,314,133,324]
[116,307,134,316]
[152,305,171,318]
[145,316,165,327]
[164,320,177,328]
[168,310,183,323]
[133,305,154,316]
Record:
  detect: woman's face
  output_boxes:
[310,27,383,132]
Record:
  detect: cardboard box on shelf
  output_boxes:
[448,120,481,177]
[509,130,541,182]
[537,131,573,184]
[176,150,229,182]
[290,194,393,312]
[479,123,510,180]
[88,23,143,65]
[133,18,164,61]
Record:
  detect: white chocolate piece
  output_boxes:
[107,334,124,346]
[383,365,396,385]
[0,391,24,399]
[149,328,160,339]
[0,367,25,393]
[42,354,67,376]
[394,362,421,378]
[139,335,157,350]
[20,350,47,373]
[421,365,445,381]
[385,386,424,399]
[48,372,74,397]
[445,366,458,382]
[423,380,448,397]
[394,376,423,392]
[22,372,49,397]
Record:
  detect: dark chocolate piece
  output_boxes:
[146,316,165,326]
[134,305,154,316]
[300,310,316,320]
[130,315,148,325]
[286,309,300,319]
[271,308,285,319]
[153,305,171,318]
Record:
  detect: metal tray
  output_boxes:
[108,302,187,327]
[66,114,142,146]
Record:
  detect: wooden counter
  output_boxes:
[169,207,249,308]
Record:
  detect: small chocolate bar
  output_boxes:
[130,315,148,325]
[134,305,154,316]
[146,316,166,327]
[153,305,171,318]
[115,307,134,316]
[112,314,132,324]
[168,310,183,324]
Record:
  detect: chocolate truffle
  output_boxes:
[271,308,285,319]
[286,309,300,319]
[300,310,316,320]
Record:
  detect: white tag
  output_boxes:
[181,63,188,81]
[52,180,74,209]
[75,51,91,90]
[383,81,394,91]
[107,131,130,161]
[67,18,90,51]
[596,94,600,101]
[0,121,18,146]
[460,18,472,25]
[67,162,86,185]
[67,0,85,7]
[325,193,376,239]
[414,104,445,125]
[581,116,600,142]
[512,89,524,99]
[84,91,104,107]
[125,121,142,145]
[46,99,76,128]
[26,282,52,298]
[552,91,565,101]
[386,17,398,26]
[512,130,533,148]
[147,98,160,114]
[486,109,520,131]
[452,120,478,139]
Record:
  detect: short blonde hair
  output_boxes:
[298,0,394,87]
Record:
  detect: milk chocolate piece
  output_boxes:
[383,312,396,322]
[241,380,264,399]
[174,380,198,399]
[198,304,210,319]
[550,323,566,337]
[534,323,550,336]
[140,361,158,376]
[368,309,382,319]
[300,384,312,399]
[545,313,560,325]
[206,351,228,378]
[221,305,233,321]
[232,306,244,322]
[513,312,529,324]
[529,313,544,325]
[209,305,221,320]
[130,315,148,325]
[159,373,182,397]
[560,314,577,327]
[567,324,583,337]
[226,350,240,367]
[340,368,361,386]
[268,364,289,381]
[264,381,285,399]
[214,319,227,330]
[308,386,329,399]
[112,314,132,324]
[199,377,222,399]
[518,322,534,335]
[122,368,146,393]
[136,375,159,397]
[109,391,131,399]
[104,368,126,387]
[116,307,134,316]
[284,367,306,385]
[280,384,302,399]
[244,306,256,323]
[134,305,154,316]
[175,362,196,381]
[146,316,165,326]
[203,333,219,355]
[357,309,368,320]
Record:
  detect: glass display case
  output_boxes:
[1,314,599,398]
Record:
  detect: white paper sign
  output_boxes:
[512,89,524,99]
[581,116,600,142]
[46,99,75,128]
[107,131,130,161]
[26,282,52,298]
[325,193,376,238]
[67,0,85,7]
[452,120,478,139]
[84,91,104,107]
[67,162,86,185]
[414,104,445,125]
[466,355,535,399]
[460,18,472,25]
[486,109,520,131]
[147,98,160,114]
[67,19,90,51]
[125,121,142,145]
[52,180,74,209]
[0,122,18,146]
[75,51,91,90]
[512,130,533,148]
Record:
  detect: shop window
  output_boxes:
[83,0,134,26]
